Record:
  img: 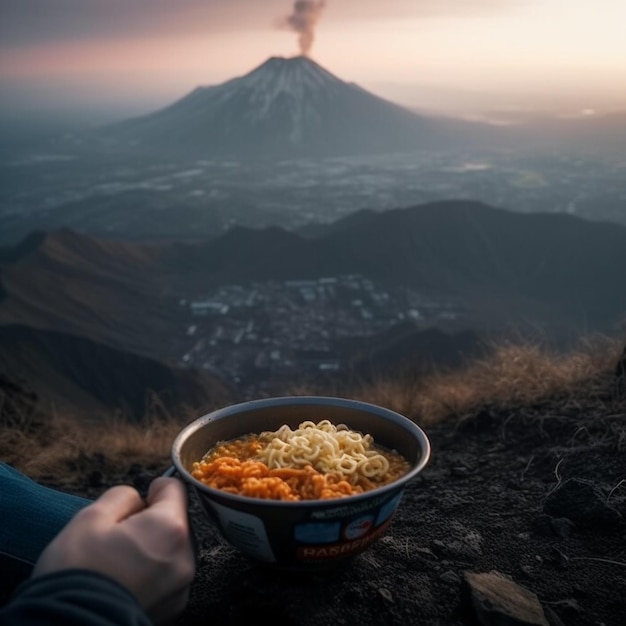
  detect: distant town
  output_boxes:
[174,274,467,394]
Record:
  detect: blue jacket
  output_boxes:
[0,569,151,626]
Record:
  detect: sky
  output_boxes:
[1,0,625,123]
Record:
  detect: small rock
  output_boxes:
[432,539,448,553]
[414,546,439,561]
[378,587,393,602]
[464,570,549,626]
[451,465,472,477]
[519,564,537,579]
[544,606,566,626]
[440,570,462,584]
[432,524,485,560]
[550,517,575,539]
[432,532,483,560]
[543,478,622,528]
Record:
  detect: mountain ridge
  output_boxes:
[0,324,231,419]
[1,201,625,359]
[2,200,625,415]
[165,200,626,329]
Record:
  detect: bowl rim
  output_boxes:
[172,395,431,508]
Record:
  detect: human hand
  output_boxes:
[32,477,196,625]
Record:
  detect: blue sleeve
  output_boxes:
[0,569,152,626]
[0,462,90,566]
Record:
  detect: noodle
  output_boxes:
[191,420,410,501]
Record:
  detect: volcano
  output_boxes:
[106,56,474,159]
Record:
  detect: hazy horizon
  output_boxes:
[1,0,625,128]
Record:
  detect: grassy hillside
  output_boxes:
[1,333,622,489]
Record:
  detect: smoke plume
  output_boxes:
[282,1,326,57]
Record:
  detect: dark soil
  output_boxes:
[170,376,626,626]
[21,372,626,626]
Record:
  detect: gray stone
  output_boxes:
[439,570,462,584]
[464,570,549,626]
[550,517,575,539]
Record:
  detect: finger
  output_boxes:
[84,485,146,524]
[146,477,188,515]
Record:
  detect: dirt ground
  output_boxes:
[167,374,626,626]
[9,369,623,625]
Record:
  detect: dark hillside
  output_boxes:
[0,230,176,358]
[0,231,47,264]
[173,201,626,331]
[1,201,625,378]
[348,326,486,382]
[0,325,231,419]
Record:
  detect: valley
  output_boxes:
[2,201,625,411]
[1,55,625,415]
[172,274,472,396]
[1,55,625,248]
[1,145,625,247]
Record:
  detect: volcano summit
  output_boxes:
[105,56,473,159]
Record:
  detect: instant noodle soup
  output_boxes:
[172,396,431,570]
[191,420,411,501]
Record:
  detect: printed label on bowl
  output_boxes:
[376,492,403,525]
[343,515,374,540]
[309,490,398,520]
[207,500,276,563]
[294,491,404,562]
[295,518,392,561]
[294,521,342,544]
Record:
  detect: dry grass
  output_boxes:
[334,333,624,425]
[1,333,623,483]
[0,400,206,483]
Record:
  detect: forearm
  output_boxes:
[0,569,152,626]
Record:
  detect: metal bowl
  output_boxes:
[171,395,431,570]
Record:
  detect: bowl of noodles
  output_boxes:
[171,396,431,570]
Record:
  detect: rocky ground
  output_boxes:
[3,360,625,625]
[167,370,626,626]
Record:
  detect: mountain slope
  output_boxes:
[2,201,625,355]
[104,56,484,158]
[0,230,175,358]
[168,201,626,331]
[0,325,231,419]
[347,325,486,382]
